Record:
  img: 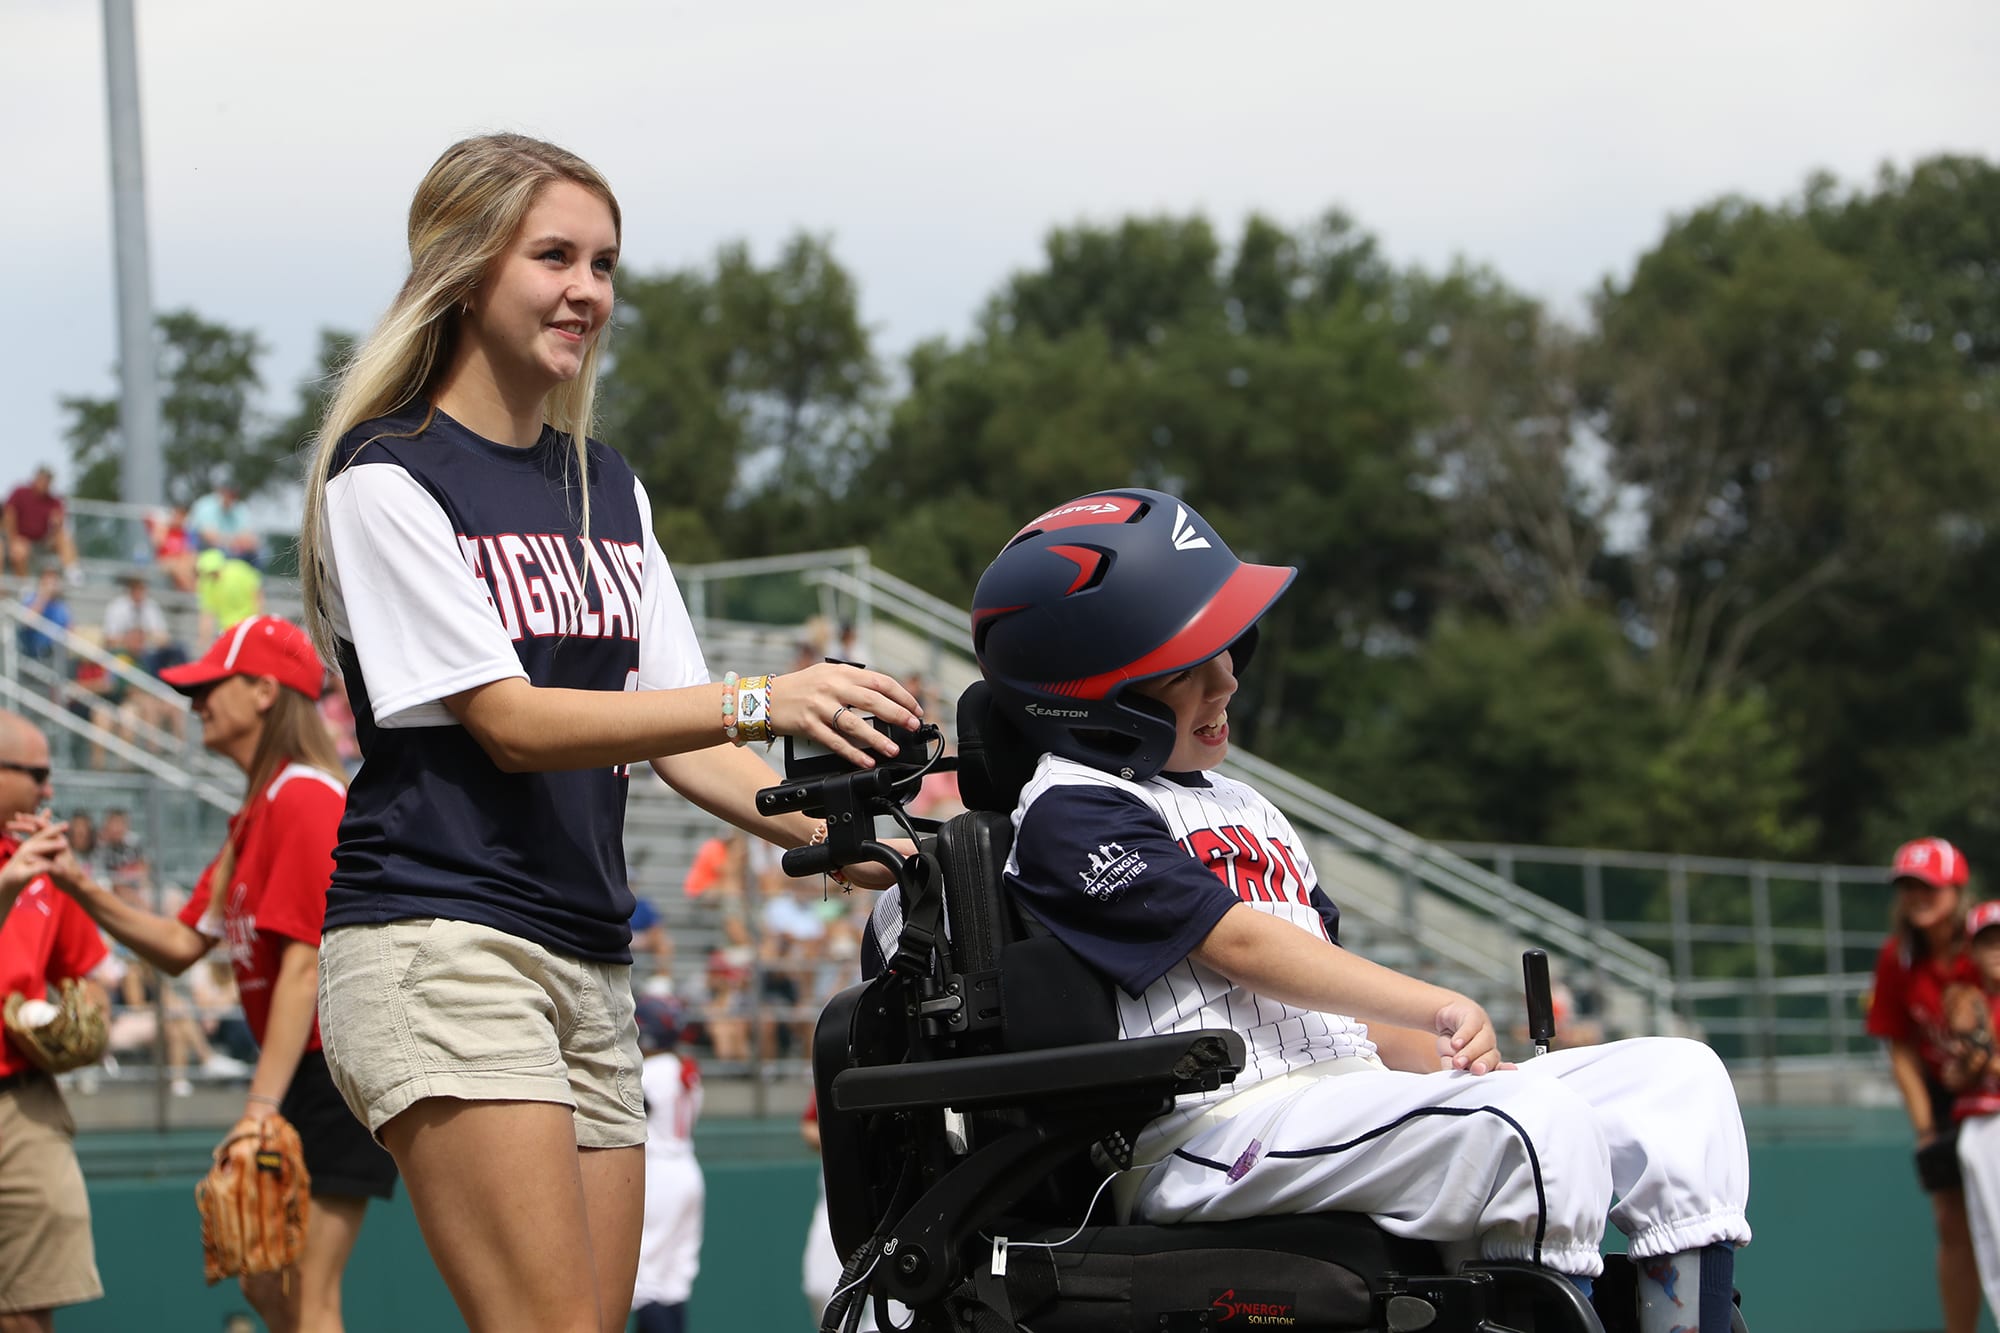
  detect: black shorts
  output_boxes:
[282,1049,399,1201]
[1916,1079,1964,1194]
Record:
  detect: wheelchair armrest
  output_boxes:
[830,1029,1246,1114]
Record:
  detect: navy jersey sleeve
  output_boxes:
[1306,886,1343,946]
[1007,784,1238,998]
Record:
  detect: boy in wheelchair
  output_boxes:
[819,489,1749,1333]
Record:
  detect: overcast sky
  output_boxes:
[7,0,1998,501]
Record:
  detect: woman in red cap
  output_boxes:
[40,616,395,1333]
[1868,836,1981,1333]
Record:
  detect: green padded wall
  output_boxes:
[58,1110,1985,1333]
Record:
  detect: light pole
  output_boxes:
[102,0,163,508]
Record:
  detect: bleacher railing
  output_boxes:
[1439,842,1890,1103]
[0,601,239,810]
[10,531,1894,1112]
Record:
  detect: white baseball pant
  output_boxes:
[1131,1036,1751,1278]
[1956,1112,2000,1317]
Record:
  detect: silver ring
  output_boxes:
[830,705,853,729]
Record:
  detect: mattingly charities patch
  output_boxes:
[1079,841,1147,900]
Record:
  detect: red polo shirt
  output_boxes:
[4,487,64,542]
[1867,934,1980,1083]
[179,762,345,1048]
[0,850,110,1079]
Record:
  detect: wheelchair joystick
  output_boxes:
[1522,949,1555,1059]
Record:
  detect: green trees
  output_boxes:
[64,310,266,505]
[45,159,1999,867]
[59,312,344,508]
[845,212,1444,765]
[1582,159,2000,861]
[598,235,881,563]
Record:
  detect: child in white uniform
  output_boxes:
[632,996,703,1333]
[968,488,1753,1333]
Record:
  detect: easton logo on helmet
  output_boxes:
[1171,506,1212,551]
[1036,501,1123,523]
[1025,703,1090,718]
[1017,494,1146,538]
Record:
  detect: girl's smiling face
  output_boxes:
[465,180,619,395]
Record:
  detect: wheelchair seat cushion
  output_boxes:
[989,1213,1442,1333]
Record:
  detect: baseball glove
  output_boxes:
[196,1113,311,1285]
[1942,982,1997,1093]
[1947,983,1995,1046]
[3,978,110,1074]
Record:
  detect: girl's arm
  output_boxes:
[649,744,821,850]
[331,463,923,774]
[447,662,921,775]
[1193,904,1500,1073]
[1886,1039,1940,1143]
[47,857,211,975]
[240,941,317,1122]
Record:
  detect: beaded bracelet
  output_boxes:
[721,671,741,744]
[736,675,774,745]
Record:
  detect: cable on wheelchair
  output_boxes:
[820,1138,926,1333]
[975,1153,1173,1260]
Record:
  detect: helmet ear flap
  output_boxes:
[1110,689,1180,781]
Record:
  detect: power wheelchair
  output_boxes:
[776,682,1745,1333]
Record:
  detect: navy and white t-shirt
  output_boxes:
[1001,755,1376,1148]
[318,405,707,962]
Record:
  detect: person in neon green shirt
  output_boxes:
[195,548,263,640]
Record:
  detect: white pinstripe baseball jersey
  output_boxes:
[1001,756,1377,1149]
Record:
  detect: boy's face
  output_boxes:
[1131,652,1238,775]
[1975,930,2000,985]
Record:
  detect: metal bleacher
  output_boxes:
[12,504,1890,1128]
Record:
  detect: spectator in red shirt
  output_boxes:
[41,618,396,1333]
[0,709,111,1325]
[145,504,197,594]
[2,466,80,584]
[1868,836,1983,1333]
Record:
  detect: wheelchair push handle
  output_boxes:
[1522,948,1555,1058]
[782,837,908,885]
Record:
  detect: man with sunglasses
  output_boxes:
[0,710,111,1328]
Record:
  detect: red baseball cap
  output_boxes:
[160,616,326,701]
[1969,901,2000,938]
[1891,837,1970,890]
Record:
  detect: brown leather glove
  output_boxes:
[196,1113,311,1285]
[3,978,109,1074]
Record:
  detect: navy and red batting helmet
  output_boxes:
[971,489,1295,783]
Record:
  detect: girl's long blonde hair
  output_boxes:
[210,684,347,897]
[297,133,623,661]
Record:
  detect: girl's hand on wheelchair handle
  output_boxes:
[836,838,919,892]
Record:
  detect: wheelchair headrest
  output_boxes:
[956,680,1041,814]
